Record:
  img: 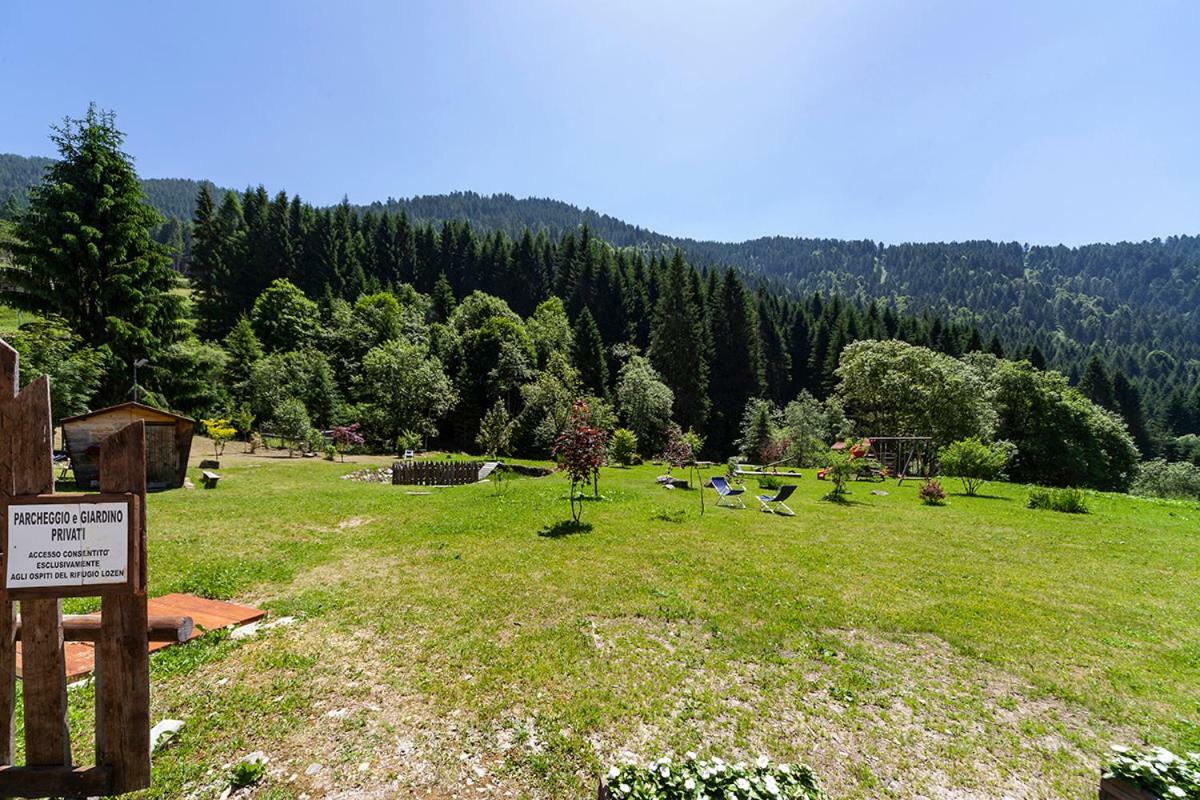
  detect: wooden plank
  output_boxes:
[5,374,71,768]
[0,339,17,766]
[0,764,111,797]
[96,421,151,793]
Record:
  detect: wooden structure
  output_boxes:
[1099,776,1159,799]
[62,402,194,490]
[0,339,183,797]
[17,593,262,681]
[863,436,938,484]
[392,460,482,486]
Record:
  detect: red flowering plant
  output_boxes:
[331,423,365,462]
[552,400,609,522]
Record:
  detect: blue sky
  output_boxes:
[2,1,1197,245]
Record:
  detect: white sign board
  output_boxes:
[6,501,130,590]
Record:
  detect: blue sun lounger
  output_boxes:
[757,484,797,515]
[710,476,746,508]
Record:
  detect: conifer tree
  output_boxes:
[1079,354,1116,411]
[1112,370,1151,455]
[649,252,710,432]
[707,270,763,456]
[2,105,185,402]
[572,307,608,397]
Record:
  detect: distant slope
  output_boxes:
[0,154,227,221]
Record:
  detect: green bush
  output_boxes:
[1105,745,1200,799]
[1130,459,1200,501]
[604,754,827,800]
[939,437,1014,495]
[1027,486,1088,514]
[757,476,785,490]
[610,428,639,467]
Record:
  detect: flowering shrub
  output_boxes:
[603,754,827,800]
[201,418,236,457]
[918,478,947,506]
[1105,745,1200,798]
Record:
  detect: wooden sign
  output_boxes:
[2,493,138,597]
[0,338,154,797]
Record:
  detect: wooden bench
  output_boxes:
[201,470,220,489]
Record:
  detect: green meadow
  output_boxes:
[28,453,1200,798]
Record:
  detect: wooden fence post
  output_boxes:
[0,342,18,766]
[0,342,70,766]
[95,421,151,792]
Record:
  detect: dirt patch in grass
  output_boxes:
[190,610,1128,799]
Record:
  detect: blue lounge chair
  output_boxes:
[757,484,797,515]
[710,476,746,508]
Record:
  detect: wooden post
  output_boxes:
[96,421,151,792]
[0,343,71,766]
[0,342,18,766]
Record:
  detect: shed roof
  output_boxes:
[61,401,194,426]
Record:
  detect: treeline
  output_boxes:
[186,184,1198,457]
[189,184,1024,454]
[3,153,1198,426]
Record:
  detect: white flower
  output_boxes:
[764,775,780,795]
[618,783,631,795]
[660,765,671,778]
[778,763,791,773]
[686,751,698,761]
[685,778,696,790]
[736,777,751,791]
[1167,787,1185,798]
[608,767,620,779]
[756,755,770,769]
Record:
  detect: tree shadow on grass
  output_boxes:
[538,520,593,538]
[950,492,1012,501]
[822,493,868,507]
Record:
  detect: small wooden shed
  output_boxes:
[62,402,194,490]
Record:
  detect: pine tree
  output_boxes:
[572,307,608,397]
[431,273,456,323]
[1112,370,1151,455]
[987,334,1005,358]
[190,185,227,339]
[2,105,185,402]
[706,270,763,456]
[1027,345,1047,370]
[223,316,263,403]
[1078,355,1116,411]
[649,252,710,432]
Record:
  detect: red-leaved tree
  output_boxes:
[332,423,365,461]
[658,423,694,474]
[552,399,609,521]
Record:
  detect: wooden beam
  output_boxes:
[15,615,193,644]
[0,764,112,797]
[96,421,151,793]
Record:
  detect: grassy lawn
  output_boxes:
[31,452,1200,799]
[0,305,29,332]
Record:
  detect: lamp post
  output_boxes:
[132,358,149,402]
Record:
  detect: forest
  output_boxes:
[1,114,1198,492]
